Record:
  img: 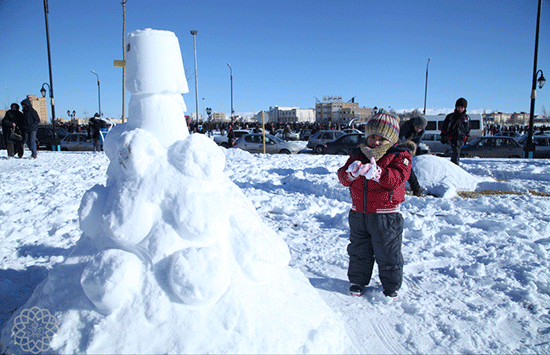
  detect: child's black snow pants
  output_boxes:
[347,210,404,293]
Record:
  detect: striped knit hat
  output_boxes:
[364,110,400,145]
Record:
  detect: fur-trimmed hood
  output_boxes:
[394,140,417,157]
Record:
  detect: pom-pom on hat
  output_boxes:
[364,109,400,145]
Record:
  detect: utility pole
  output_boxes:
[190,30,199,122]
[122,0,127,123]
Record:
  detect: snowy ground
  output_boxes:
[1,145,550,354]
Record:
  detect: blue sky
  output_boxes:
[1,0,549,120]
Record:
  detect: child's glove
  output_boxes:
[346,160,371,179]
[363,157,382,181]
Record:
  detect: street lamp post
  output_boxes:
[423,58,431,115]
[190,30,199,123]
[40,83,59,150]
[227,63,234,121]
[91,70,101,116]
[42,0,57,150]
[525,0,546,158]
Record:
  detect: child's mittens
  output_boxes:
[364,157,382,181]
[347,160,365,179]
[347,160,373,179]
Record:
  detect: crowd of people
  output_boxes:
[1,106,111,156]
[188,120,351,138]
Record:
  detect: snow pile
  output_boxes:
[414,154,492,197]
[0,29,349,354]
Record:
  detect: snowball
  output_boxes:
[102,187,162,247]
[170,183,229,243]
[81,249,143,314]
[105,128,166,180]
[169,247,231,306]
[78,184,108,239]
[168,134,225,180]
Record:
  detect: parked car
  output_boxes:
[421,133,448,156]
[342,128,363,135]
[274,129,300,141]
[516,134,550,158]
[307,130,345,154]
[299,129,312,141]
[324,133,365,155]
[444,136,523,158]
[233,133,302,154]
[36,125,69,148]
[213,129,250,148]
[60,133,94,151]
[493,131,522,138]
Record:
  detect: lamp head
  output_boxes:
[40,85,47,97]
[538,72,546,89]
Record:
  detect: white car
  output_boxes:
[234,133,302,154]
[213,129,250,148]
[60,133,95,151]
[274,129,300,141]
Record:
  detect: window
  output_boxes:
[426,121,437,131]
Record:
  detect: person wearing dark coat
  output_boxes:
[441,98,471,165]
[20,98,41,159]
[87,113,102,152]
[2,103,25,158]
[399,116,427,196]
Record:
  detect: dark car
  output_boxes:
[307,130,345,154]
[36,125,69,149]
[516,134,550,158]
[445,136,523,158]
[324,133,365,155]
[299,129,312,141]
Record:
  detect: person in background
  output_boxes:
[227,125,236,147]
[87,113,102,152]
[283,124,292,141]
[399,115,427,196]
[2,103,25,158]
[441,98,470,166]
[20,98,40,159]
[337,110,414,298]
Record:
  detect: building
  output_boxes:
[264,106,315,124]
[315,96,373,124]
[27,95,49,125]
[211,111,228,122]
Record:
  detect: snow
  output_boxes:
[2,147,550,353]
[2,28,550,354]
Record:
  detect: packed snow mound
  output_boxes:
[1,130,350,354]
[414,155,494,198]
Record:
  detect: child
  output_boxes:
[337,110,414,298]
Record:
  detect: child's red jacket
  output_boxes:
[337,145,413,214]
